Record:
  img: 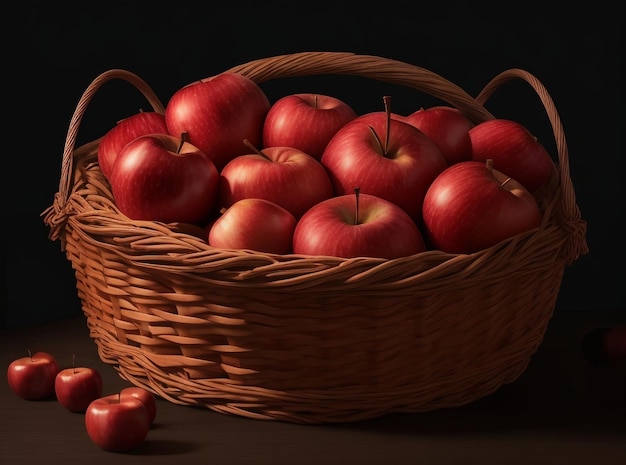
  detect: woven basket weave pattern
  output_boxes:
[43,52,588,424]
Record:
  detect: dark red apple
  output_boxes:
[218,141,334,219]
[55,362,103,413]
[422,159,542,254]
[469,118,554,192]
[400,105,474,166]
[293,190,426,259]
[262,93,358,160]
[165,72,271,171]
[7,351,59,400]
[321,97,448,222]
[109,133,219,225]
[209,198,297,254]
[97,110,168,180]
[85,393,150,452]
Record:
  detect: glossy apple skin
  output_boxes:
[7,352,59,400]
[469,118,554,192]
[54,366,103,413]
[293,192,426,259]
[209,198,297,254]
[422,160,542,254]
[109,133,219,225]
[120,386,157,425]
[165,72,271,171]
[321,113,448,222]
[218,146,334,219]
[262,93,358,160]
[399,105,474,166]
[85,394,150,452]
[97,111,168,181]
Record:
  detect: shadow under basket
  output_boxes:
[43,51,588,424]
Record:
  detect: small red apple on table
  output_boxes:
[120,386,157,425]
[109,133,220,225]
[293,188,426,259]
[165,71,271,172]
[54,355,103,413]
[7,350,59,400]
[85,389,152,452]
[422,159,542,254]
[262,92,358,160]
[218,140,334,219]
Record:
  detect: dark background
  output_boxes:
[3,1,624,328]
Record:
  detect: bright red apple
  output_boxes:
[262,93,358,160]
[85,393,150,452]
[293,189,426,259]
[218,141,334,219]
[469,118,555,192]
[321,97,448,222]
[109,133,219,225]
[399,105,474,166]
[209,198,297,254]
[7,350,59,400]
[55,359,103,413]
[422,159,542,254]
[165,72,271,171]
[97,110,168,181]
[120,386,157,425]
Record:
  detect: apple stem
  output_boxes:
[486,158,494,174]
[354,187,361,225]
[177,132,189,154]
[72,354,76,373]
[243,139,270,160]
[314,94,319,109]
[369,126,385,155]
[27,349,32,361]
[383,96,392,154]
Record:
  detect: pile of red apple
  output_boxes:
[99,72,555,258]
[7,351,157,452]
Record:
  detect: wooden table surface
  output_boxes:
[1,311,624,465]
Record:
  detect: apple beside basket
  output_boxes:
[42,52,588,424]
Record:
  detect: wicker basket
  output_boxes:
[43,51,588,424]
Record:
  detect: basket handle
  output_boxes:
[475,68,588,263]
[58,69,165,204]
[226,51,496,124]
[44,69,165,242]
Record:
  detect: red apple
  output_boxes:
[165,72,271,171]
[7,351,59,400]
[422,159,542,254]
[469,118,554,192]
[293,189,426,259]
[399,105,474,166]
[209,198,297,254]
[85,393,150,452]
[109,133,219,225]
[262,93,358,160]
[55,361,103,413]
[218,141,334,219]
[120,386,157,425]
[321,97,448,222]
[97,110,168,181]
